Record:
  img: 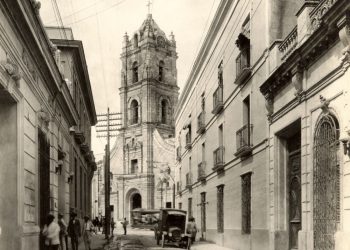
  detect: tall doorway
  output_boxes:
[200,192,207,240]
[313,114,340,250]
[131,193,142,209]
[38,128,50,250]
[287,132,301,249]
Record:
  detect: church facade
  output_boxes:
[110,14,179,221]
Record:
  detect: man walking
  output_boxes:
[58,213,68,250]
[120,218,128,235]
[67,212,81,250]
[82,216,95,250]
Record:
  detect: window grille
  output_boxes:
[241,173,252,234]
[217,184,224,233]
[313,114,340,250]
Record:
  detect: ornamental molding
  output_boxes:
[0,56,21,86]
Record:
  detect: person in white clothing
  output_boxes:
[83,215,95,250]
[42,213,60,250]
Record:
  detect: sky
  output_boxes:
[40,0,219,159]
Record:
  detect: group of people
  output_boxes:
[42,212,95,250]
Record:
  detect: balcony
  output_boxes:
[235,124,253,158]
[185,132,192,150]
[235,48,251,85]
[197,112,206,134]
[213,146,225,172]
[176,147,182,161]
[186,173,193,189]
[74,131,85,145]
[278,26,298,61]
[212,86,224,115]
[198,161,206,182]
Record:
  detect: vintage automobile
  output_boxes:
[155,209,191,249]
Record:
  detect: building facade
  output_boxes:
[46,27,98,220]
[0,2,96,250]
[174,0,270,248]
[110,14,179,221]
[175,0,350,250]
[259,0,350,250]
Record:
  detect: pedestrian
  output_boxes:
[186,216,197,242]
[42,213,60,250]
[111,218,116,235]
[67,212,81,250]
[82,216,95,250]
[101,217,105,234]
[58,213,68,250]
[120,218,128,235]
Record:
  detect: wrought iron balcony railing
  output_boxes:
[197,112,206,134]
[186,173,193,189]
[235,124,253,158]
[185,132,192,150]
[198,161,206,181]
[213,146,225,172]
[176,146,182,161]
[212,86,224,114]
[235,47,251,85]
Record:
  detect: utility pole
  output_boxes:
[96,108,121,238]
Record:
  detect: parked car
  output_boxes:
[155,209,191,249]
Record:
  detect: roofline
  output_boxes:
[51,39,97,125]
[174,0,233,119]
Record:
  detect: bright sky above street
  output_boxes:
[40,0,219,158]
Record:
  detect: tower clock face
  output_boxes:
[157,36,166,48]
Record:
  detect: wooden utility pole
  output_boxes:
[96,108,121,238]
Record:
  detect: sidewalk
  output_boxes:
[191,241,233,250]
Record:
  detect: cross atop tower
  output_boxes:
[146,0,152,15]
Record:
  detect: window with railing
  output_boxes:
[188,198,193,218]
[185,130,192,150]
[235,33,251,84]
[212,86,224,114]
[198,161,206,181]
[197,111,205,134]
[176,146,182,161]
[235,124,253,157]
[186,172,192,188]
[213,146,225,171]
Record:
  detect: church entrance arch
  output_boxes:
[125,188,142,223]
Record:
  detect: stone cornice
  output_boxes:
[51,39,97,126]
[260,0,349,99]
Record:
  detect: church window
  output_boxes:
[157,36,166,48]
[133,34,138,48]
[161,99,168,124]
[131,159,138,174]
[132,61,138,83]
[159,61,164,82]
[130,100,139,124]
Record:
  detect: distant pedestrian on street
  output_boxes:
[83,216,95,250]
[111,218,116,235]
[121,218,128,235]
[186,216,197,242]
[58,213,68,250]
[67,212,81,250]
[42,213,60,250]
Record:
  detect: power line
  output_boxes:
[65,0,128,26]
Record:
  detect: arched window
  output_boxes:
[130,100,139,124]
[313,113,340,250]
[133,34,138,48]
[132,62,138,83]
[161,99,168,124]
[159,61,164,82]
